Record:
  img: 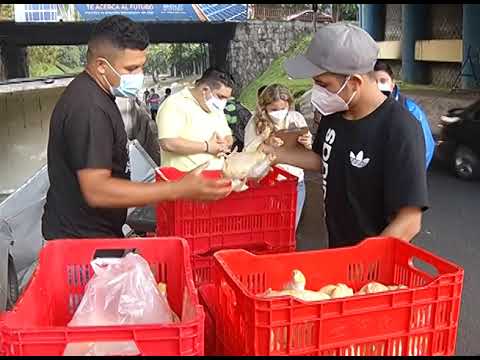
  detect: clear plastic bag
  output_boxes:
[68,252,178,327]
[63,341,140,356]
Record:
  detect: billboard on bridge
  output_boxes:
[13,4,249,23]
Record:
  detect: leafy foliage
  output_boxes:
[0,4,13,20]
[239,34,313,111]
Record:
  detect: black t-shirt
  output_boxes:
[42,71,130,240]
[312,97,429,248]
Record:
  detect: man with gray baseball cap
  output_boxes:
[265,23,429,248]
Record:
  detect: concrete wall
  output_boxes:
[227,20,314,91]
[0,87,65,195]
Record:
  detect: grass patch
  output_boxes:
[29,63,84,78]
[397,81,450,93]
[239,34,314,111]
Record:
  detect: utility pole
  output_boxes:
[312,4,318,32]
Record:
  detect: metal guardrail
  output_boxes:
[250,6,332,22]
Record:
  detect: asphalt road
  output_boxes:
[297,159,480,356]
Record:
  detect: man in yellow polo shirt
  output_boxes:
[156,68,235,171]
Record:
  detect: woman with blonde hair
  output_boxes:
[244,83,312,229]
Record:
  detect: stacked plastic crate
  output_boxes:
[155,166,299,354]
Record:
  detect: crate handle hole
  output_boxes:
[410,257,439,278]
[93,248,138,259]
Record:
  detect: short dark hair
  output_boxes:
[374,60,394,80]
[88,15,149,52]
[257,85,267,98]
[197,67,235,90]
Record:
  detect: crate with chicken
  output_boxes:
[155,126,300,258]
[211,237,464,356]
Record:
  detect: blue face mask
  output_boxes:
[101,58,144,98]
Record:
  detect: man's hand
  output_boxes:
[298,132,313,150]
[175,162,232,201]
[207,133,229,155]
[259,143,279,165]
[265,136,284,148]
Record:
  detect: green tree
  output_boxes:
[143,43,208,84]
[0,4,13,20]
[332,4,359,22]
[144,44,170,83]
[57,46,81,70]
[28,46,59,68]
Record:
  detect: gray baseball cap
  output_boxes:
[284,23,379,79]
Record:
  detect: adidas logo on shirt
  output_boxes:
[350,151,370,169]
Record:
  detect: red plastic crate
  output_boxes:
[212,237,464,356]
[156,166,297,255]
[0,237,204,356]
[191,246,295,287]
[198,284,217,356]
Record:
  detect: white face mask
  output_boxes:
[268,109,289,123]
[378,82,393,93]
[311,76,356,116]
[205,94,227,113]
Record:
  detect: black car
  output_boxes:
[436,99,480,180]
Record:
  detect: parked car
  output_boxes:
[436,99,480,180]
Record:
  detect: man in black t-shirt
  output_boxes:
[263,23,429,248]
[42,15,231,241]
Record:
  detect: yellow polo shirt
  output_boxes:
[156,87,232,171]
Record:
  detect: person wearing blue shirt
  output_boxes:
[374,61,435,168]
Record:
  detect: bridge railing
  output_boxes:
[250,6,333,23]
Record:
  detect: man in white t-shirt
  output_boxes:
[156,68,235,171]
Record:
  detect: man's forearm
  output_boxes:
[160,138,207,155]
[275,147,322,171]
[380,207,422,242]
[82,177,182,208]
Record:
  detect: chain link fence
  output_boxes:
[385,4,402,41]
[384,5,402,80]
[431,4,462,40]
[430,4,462,88]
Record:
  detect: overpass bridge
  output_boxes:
[0,20,236,79]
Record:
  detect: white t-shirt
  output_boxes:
[244,111,310,182]
[115,97,135,139]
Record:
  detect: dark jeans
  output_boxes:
[150,109,158,121]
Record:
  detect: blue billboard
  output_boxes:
[14,4,249,23]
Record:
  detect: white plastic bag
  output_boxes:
[68,252,178,327]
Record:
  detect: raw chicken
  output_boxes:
[260,270,330,302]
[283,269,306,291]
[331,284,354,299]
[221,128,275,192]
[318,283,354,298]
[262,288,330,302]
[357,282,408,295]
